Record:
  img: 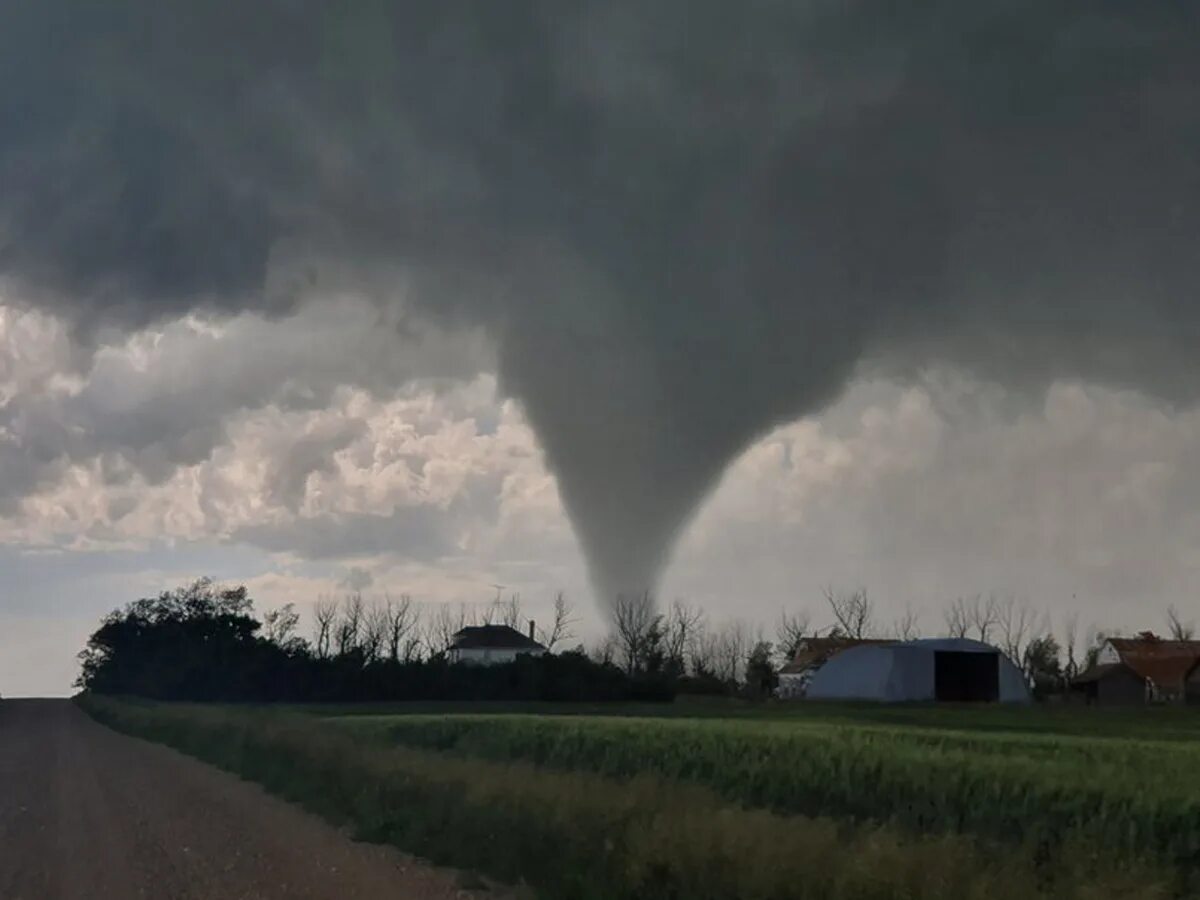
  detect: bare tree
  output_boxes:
[713,620,749,684]
[943,597,970,639]
[360,599,389,663]
[689,626,718,677]
[384,594,419,662]
[776,609,812,664]
[312,597,338,658]
[334,593,365,657]
[1167,605,1195,641]
[997,597,1038,665]
[664,600,705,673]
[969,594,1000,643]
[890,603,921,642]
[425,603,468,658]
[497,593,523,629]
[824,587,873,639]
[538,592,578,651]
[612,592,656,674]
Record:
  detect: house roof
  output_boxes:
[779,637,890,675]
[1106,637,1200,688]
[449,624,545,651]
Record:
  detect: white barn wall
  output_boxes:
[447,646,545,666]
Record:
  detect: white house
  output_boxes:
[446,622,547,665]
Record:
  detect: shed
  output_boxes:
[1071,663,1147,705]
[805,638,1031,704]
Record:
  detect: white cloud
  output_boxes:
[0,295,492,504]
[4,298,1200,658]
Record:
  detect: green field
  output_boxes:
[82,696,1200,899]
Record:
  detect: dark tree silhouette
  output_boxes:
[76,577,296,700]
[78,578,669,703]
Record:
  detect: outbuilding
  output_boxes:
[1071,634,1200,704]
[1071,663,1148,705]
[805,637,1031,704]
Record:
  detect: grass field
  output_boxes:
[82,695,1200,899]
[330,702,1200,864]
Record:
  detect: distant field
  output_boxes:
[85,696,1200,899]
[298,695,1200,739]
[332,706,1200,861]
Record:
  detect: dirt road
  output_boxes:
[0,699,494,899]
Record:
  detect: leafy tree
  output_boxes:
[76,577,284,700]
[1023,634,1063,698]
[745,641,779,698]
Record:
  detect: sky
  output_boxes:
[4,297,1199,694]
[1,3,1199,693]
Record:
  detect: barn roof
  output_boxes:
[1106,637,1200,687]
[449,624,545,651]
[780,637,889,675]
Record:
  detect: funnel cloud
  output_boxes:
[1,2,1198,604]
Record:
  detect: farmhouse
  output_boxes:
[446,621,546,666]
[805,638,1031,704]
[776,637,889,699]
[1071,634,1200,704]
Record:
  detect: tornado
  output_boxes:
[1,1,1198,607]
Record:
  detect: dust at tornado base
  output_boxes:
[0,699,487,899]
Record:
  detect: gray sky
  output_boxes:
[2,298,1196,694]
[1,3,1199,693]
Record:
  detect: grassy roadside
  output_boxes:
[78,695,1175,900]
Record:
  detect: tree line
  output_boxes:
[78,576,1190,704]
[601,586,1193,700]
[76,578,669,703]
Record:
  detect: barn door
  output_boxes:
[934,651,1000,702]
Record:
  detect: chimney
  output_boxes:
[528,619,536,641]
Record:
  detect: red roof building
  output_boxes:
[1074,633,1200,703]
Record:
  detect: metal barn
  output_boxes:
[805,638,1031,704]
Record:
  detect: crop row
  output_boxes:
[342,713,1200,873]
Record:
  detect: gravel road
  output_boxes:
[0,699,499,900]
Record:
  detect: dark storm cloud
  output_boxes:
[1,1,1198,602]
